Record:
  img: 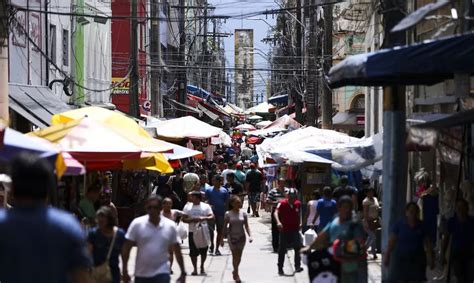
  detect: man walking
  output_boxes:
[122,195,186,283]
[182,191,214,275]
[0,153,92,283]
[183,166,200,194]
[313,186,337,232]
[266,178,287,252]
[245,163,263,217]
[205,175,230,256]
[274,188,304,275]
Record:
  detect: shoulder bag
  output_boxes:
[92,227,118,283]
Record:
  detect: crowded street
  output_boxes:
[1,0,474,282]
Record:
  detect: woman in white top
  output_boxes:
[304,190,321,230]
[363,187,381,260]
[162,197,183,273]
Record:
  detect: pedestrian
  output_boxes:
[199,174,212,192]
[161,197,184,275]
[333,175,359,211]
[225,172,244,199]
[384,202,434,283]
[79,182,102,225]
[303,189,321,232]
[168,169,186,209]
[205,174,230,256]
[266,178,287,252]
[245,163,263,217]
[362,187,380,260]
[221,162,235,186]
[313,186,337,232]
[274,188,304,275]
[234,163,246,185]
[88,206,125,283]
[419,185,439,246]
[99,188,118,218]
[0,153,92,283]
[122,195,186,283]
[219,196,253,283]
[441,198,474,283]
[158,183,182,210]
[182,191,215,276]
[183,166,200,194]
[304,196,367,283]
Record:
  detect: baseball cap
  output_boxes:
[286,188,298,195]
[236,163,243,170]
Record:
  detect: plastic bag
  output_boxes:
[304,229,317,246]
[177,222,188,240]
[193,223,211,249]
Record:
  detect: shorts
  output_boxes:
[208,215,225,233]
[188,232,208,257]
[249,192,261,204]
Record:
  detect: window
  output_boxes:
[62,29,69,66]
[49,24,56,64]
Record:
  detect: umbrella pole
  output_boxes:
[83,161,87,196]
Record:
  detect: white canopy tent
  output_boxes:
[245,102,275,114]
[148,116,223,140]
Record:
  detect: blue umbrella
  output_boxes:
[0,128,58,162]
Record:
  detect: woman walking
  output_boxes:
[362,187,380,260]
[219,196,253,282]
[384,202,434,283]
[88,206,126,283]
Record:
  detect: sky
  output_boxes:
[209,0,279,103]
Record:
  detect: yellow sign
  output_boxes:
[111,77,130,95]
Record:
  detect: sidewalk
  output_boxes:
[126,210,384,282]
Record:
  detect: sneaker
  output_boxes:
[278,268,284,276]
[215,250,222,256]
[295,267,304,273]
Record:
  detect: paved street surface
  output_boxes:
[126,209,383,283]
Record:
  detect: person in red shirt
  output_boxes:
[274,188,304,275]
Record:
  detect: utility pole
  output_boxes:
[177,0,187,116]
[321,5,333,129]
[150,0,163,117]
[293,0,304,124]
[129,0,140,118]
[202,2,208,90]
[0,0,8,122]
[381,0,407,281]
[305,0,317,126]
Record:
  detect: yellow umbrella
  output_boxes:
[30,119,173,173]
[123,153,174,173]
[51,107,173,153]
[52,106,149,137]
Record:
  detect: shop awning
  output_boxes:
[412,109,474,129]
[268,93,288,105]
[9,83,71,128]
[328,33,474,88]
[196,103,220,120]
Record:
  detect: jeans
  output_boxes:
[277,231,302,269]
[366,229,377,256]
[271,207,279,252]
[135,273,171,283]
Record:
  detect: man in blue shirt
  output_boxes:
[313,186,337,232]
[0,153,91,283]
[205,175,229,256]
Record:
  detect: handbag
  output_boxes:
[368,217,381,231]
[92,227,118,283]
